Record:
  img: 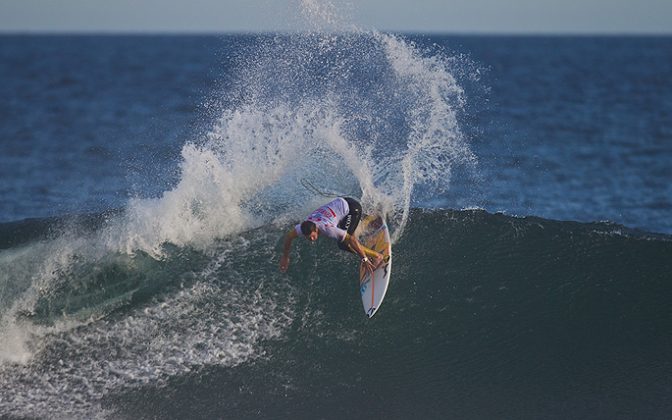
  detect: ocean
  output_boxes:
[1,26,671,420]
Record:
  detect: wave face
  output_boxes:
[0,210,671,419]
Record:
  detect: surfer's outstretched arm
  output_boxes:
[279,229,298,272]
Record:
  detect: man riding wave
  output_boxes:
[279,197,385,274]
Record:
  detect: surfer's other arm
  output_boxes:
[342,233,379,273]
[279,228,298,272]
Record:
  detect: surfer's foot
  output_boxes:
[371,256,383,270]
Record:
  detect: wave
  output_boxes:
[1,209,671,418]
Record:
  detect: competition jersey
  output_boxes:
[295,197,350,242]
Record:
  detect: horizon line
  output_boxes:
[1,29,671,37]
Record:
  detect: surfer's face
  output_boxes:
[307,230,318,241]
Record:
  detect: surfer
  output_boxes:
[279,197,385,274]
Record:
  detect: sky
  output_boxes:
[0,0,670,34]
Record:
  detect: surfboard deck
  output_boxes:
[357,215,392,318]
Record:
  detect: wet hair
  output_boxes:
[300,221,317,236]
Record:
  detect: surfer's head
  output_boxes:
[300,221,318,241]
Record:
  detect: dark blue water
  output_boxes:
[1,34,671,420]
[2,35,671,233]
[449,36,672,233]
[1,35,222,219]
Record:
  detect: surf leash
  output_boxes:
[300,178,355,199]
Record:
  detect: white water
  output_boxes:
[0,1,475,418]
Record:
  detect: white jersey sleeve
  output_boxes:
[321,225,347,242]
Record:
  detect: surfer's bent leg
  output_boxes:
[337,197,363,254]
[337,198,386,267]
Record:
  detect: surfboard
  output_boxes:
[357,215,392,318]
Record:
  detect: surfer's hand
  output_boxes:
[363,259,375,276]
[279,255,290,273]
[364,255,383,275]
